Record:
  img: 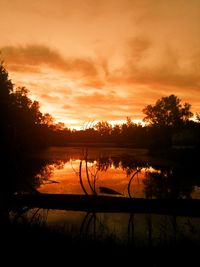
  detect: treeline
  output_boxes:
[50,118,200,150]
[49,97,200,150]
[48,119,147,147]
[1,62,200,153]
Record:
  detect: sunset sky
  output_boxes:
[0,0,200,129]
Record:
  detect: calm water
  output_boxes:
[33,146,200,199]
[11,146,200,246]
[37,149,148,197]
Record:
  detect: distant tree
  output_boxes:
[126,116,134,127]
[41,113,54,127]
[111,124,121,135]
[0,63,16,197]
[0,62,13,136]
[143,94,193,127]
[95,121,112,136]
[0,62,13,102]
[196,113,200,122]
[30,100,43,124]
[54,122,65,131]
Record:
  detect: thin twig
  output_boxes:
[79,160,88,195]
[85,159,96,195]
[71,160,79,176]
[127,167,142,198]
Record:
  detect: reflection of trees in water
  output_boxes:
[80,212,125,242]
[119,156,142,176]
[128,213,135,245]
[7,149,200,248]
[92,157,199,199]
[3,150,72,195]
[80,212,98,239]
[96,157,112,171]
[95,155,143,176]
[9,206,200,248]
[35,160,64,185]
[77,152,142,196]
[127,168,142,198]
[75,211,181,247]
[143,167,197,199]
[10,157,56,194]
[34,150,200,199]
[10,207,49,227]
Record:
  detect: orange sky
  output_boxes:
[0,0,200,129]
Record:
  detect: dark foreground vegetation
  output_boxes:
[1,211,199,265]
[12,193,200,217]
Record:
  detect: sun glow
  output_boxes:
[56,118,145,130]
[110,119,145,127]
[1,1,200,129]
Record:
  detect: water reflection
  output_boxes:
[9,207,200,247]
[144,167,197,199]
[33,147,200,199]
[8,147,200,250]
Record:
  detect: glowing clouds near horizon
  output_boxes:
[0,0,200,128]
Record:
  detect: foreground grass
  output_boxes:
[0,217,199,266]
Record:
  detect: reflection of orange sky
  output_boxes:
[38,160,153,198]
[1,1,200,129]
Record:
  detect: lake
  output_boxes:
[28,146,199,199]
[11,146,200,247]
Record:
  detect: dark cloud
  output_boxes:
[127,36,151,62]
[1,44,98,77]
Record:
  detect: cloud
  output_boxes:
[108,37,200,93]
[1,44,98,77]
[75,91,131,106]
[1,0,200,127]
[39,94,61,104]
[3,40,199,127]
[126,36,151,63]
[63,104,72,109]
[82,80,106,88]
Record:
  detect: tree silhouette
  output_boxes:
[95,121,112,139]
[0,62,13,101]
[0,62,58,196]
[0,63,13,143]
[0,63,17,198]
[143,94,193,127]
[196,113,200,122]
